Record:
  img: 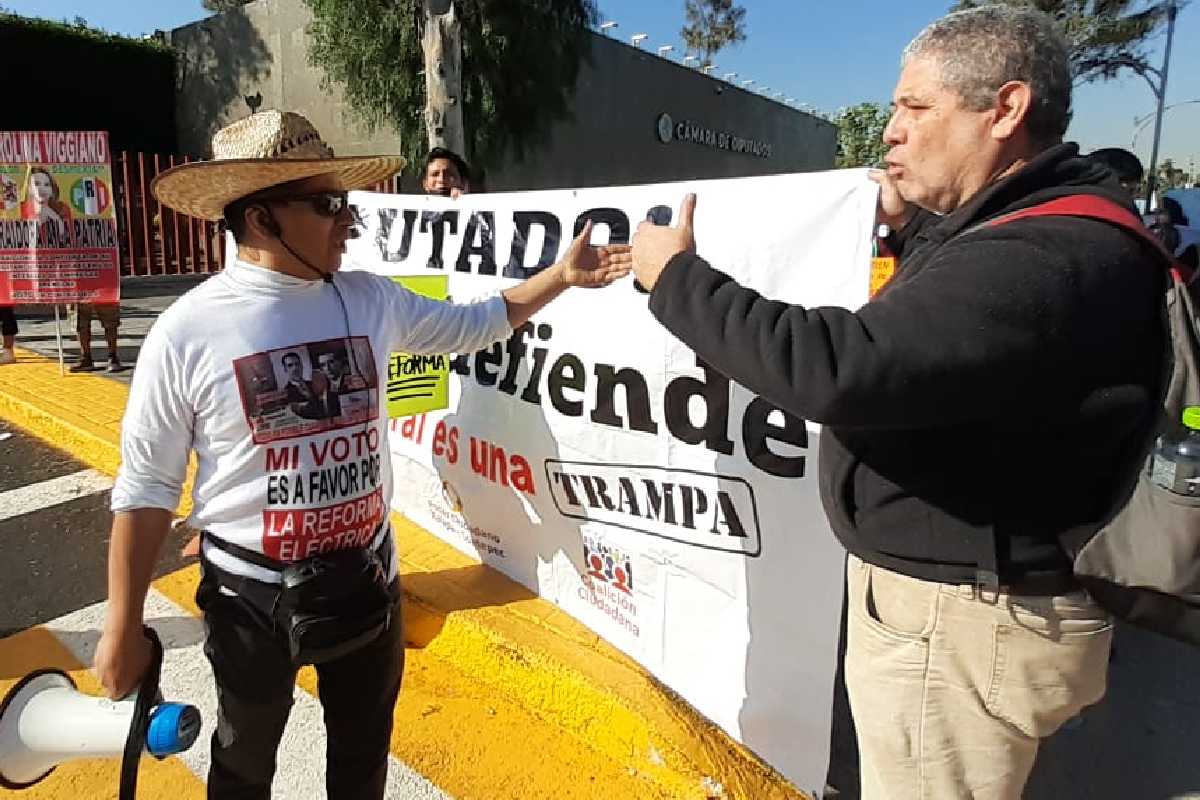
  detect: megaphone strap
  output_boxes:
[118,626,164,800]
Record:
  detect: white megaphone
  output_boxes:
[0,628,200,795]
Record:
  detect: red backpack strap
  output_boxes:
[987,195,1194,283]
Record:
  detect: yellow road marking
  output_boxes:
[0,627,205,799]
[2,345,809,799]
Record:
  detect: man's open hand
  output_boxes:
[559,220,633,288]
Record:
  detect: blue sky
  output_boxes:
[7,0,1199,170]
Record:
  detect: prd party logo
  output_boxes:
[583,535,633,595]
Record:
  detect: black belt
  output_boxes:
[989,572,1081,597]
[199,525,392,613]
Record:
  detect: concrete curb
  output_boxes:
[0,347,810,800]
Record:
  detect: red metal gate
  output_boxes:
[113,152,403,277]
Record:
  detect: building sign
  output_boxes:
[655,112,774,159]
[0,130,120,304]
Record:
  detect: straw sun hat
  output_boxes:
[152,110,406,221]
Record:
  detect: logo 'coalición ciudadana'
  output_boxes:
[656,113,773,159]
[547,461,762,557]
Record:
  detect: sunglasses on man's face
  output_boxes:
[263,191,351,217]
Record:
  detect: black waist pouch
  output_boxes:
[276,546,392,664]
[202,529,394,665]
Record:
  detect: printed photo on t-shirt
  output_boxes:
[233,336,379,444]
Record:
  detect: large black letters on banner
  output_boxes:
[420,210,459,270]
[376,209,417,262]
[505,212,562,279]
[592,366,658,433]
[742,398,807,477]
[664,358,736,456]
[456,212,497,275]
[573,208,631,243]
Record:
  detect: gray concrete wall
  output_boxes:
[483,33,835,191]
[170,0,401,158]
[170,0,835,189]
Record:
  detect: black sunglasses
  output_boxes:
[259,191,350,217]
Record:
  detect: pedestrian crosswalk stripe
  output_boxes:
[0,469,113,523]
[42,588,452,799]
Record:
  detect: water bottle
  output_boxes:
[869,224,896,299]
[1149,407,1200,496]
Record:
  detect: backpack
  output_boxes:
[989,194,1200,644]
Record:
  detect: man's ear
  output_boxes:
[247,205,281,238]
[991,80,1033,141]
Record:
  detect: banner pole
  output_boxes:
[54,304,64,376]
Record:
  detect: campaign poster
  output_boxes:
[388,275,451,418]
[0,130,120,304]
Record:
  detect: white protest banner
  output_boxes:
[345,170,876,792]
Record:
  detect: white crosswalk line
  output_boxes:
[44,589,451,800]
[0,469,113,522]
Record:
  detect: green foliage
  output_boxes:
[0,9,171,54]
[950,0,1175,85]
[0,12,176,152]
[834,102,891,168]
[303,0,597,173]
[681,0,747,65]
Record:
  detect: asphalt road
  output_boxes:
[0,417,194,638]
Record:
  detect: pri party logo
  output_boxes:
[68,176,111,216]
[583,535,633,595]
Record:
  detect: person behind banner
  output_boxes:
[422,146,471,198]
[19,166,71,234]
[631,7,1161,799]
[93,110,630,800]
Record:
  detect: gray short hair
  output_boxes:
[903,5,1072,143]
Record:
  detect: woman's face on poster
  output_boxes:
[29,172,54,204]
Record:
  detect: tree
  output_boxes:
[304,0,598,174]
[202,0,253,11]
[681,0,747,66]
[950,0,1175,86]
[834,103,891,168]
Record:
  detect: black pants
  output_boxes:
[196,566,404,800]
[0,306,16,337]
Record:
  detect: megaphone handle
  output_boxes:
[118,626,163,800]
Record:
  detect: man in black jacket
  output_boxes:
[631,7,1162,799]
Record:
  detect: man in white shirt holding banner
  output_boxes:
[94,110,630,799]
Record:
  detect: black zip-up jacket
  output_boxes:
[649,144,1164,584]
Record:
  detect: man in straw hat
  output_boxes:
[94,110,630,798]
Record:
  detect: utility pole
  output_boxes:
[1145,0,1178,211]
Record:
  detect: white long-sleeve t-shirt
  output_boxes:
[111,258,511,581]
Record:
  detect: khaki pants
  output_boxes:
[844,554,1112,800]
[68,303,120,334]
